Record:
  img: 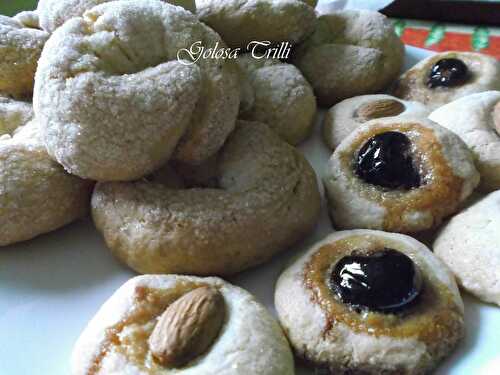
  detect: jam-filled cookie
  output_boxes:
[392,51,500,110]
[434,190,500,306]
[237,54,317,145]
[293,10,405,107]
[323,94,429,150]
[323,117,479,233]
[275,230,464,374]
[429,91,500,191]
[72,275,294,375]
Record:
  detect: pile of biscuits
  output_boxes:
[1,0,500,374]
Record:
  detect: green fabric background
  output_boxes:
[0,1,37,16]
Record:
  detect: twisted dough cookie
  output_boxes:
[293,10,405,107]
[324,117,479,233]
[0,13,49,98]
[37,0,196,33]
[0,97,33,136]
[275,230,464,374]
[392,51,500,110]
[92,121,321,276]
[237,54,317,145]
[323,94,429,150]
[0,120,93,246]
[196,0,317,49]
[429,91,500,191]
[34,0,240,181]
[72,275,294,375]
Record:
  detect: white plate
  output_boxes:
[1,46,499,375]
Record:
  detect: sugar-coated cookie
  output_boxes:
[324,117,479,233]
[392,51,500,110]
[34,0,240,181]
[92,121,320,276]
[196,0,317,49]
[0,13,49,98]
[429,91,500,191]
[275,230,464,374]
[293,10,405,107]
[237,54,317,145]
[37,0,196,32]
[0,97,33,136]
[72,274,294,375]
[434,190,500,306]
[0,120,93,246]
[323,94,429,149]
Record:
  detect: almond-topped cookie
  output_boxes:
[322,94,429,150]
[323,117,479,233]
[275,230,464,374]
[72,275,294,375]
[392,51,500,110]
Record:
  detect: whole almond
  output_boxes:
[148,286,225,367]
[356,99,405,122]
[494,101,500,135]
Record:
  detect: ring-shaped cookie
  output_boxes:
[0,97,33,136]
[275,230,464,374]
[429,91,500,191]
[37,0,197,33]
[0,120,93,246]
[323,117,479,233]
[196,0,317,49]
[392,51,500,110]
[323,94,429,150]
[293,10,405,106]
[91,120,321,276]
[0,13,49,98]
[72,275,294,374]
[34,0,240,181]
[237,54,317,145]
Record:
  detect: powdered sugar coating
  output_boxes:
[0,14,49,98]
[429,91,500,191]
[323,117,479,233]
[196,0,317,49]
[434,191,500,306]
[0,120,93,246]
[275,230,464,374]
[37,0,197,33]
[392,51,500,111]
[91,121,321,276]
[293,10,405,107]
[323,94,429,150]
[72,274,294,375]
[238,54,317,145]
[34,0,239,181]
[0,97,33,136]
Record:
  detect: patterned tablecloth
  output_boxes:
[394,19,500,58]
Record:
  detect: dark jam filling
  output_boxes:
[355,131,421,190]
[329,249,423,314]
[427,58,469,88]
